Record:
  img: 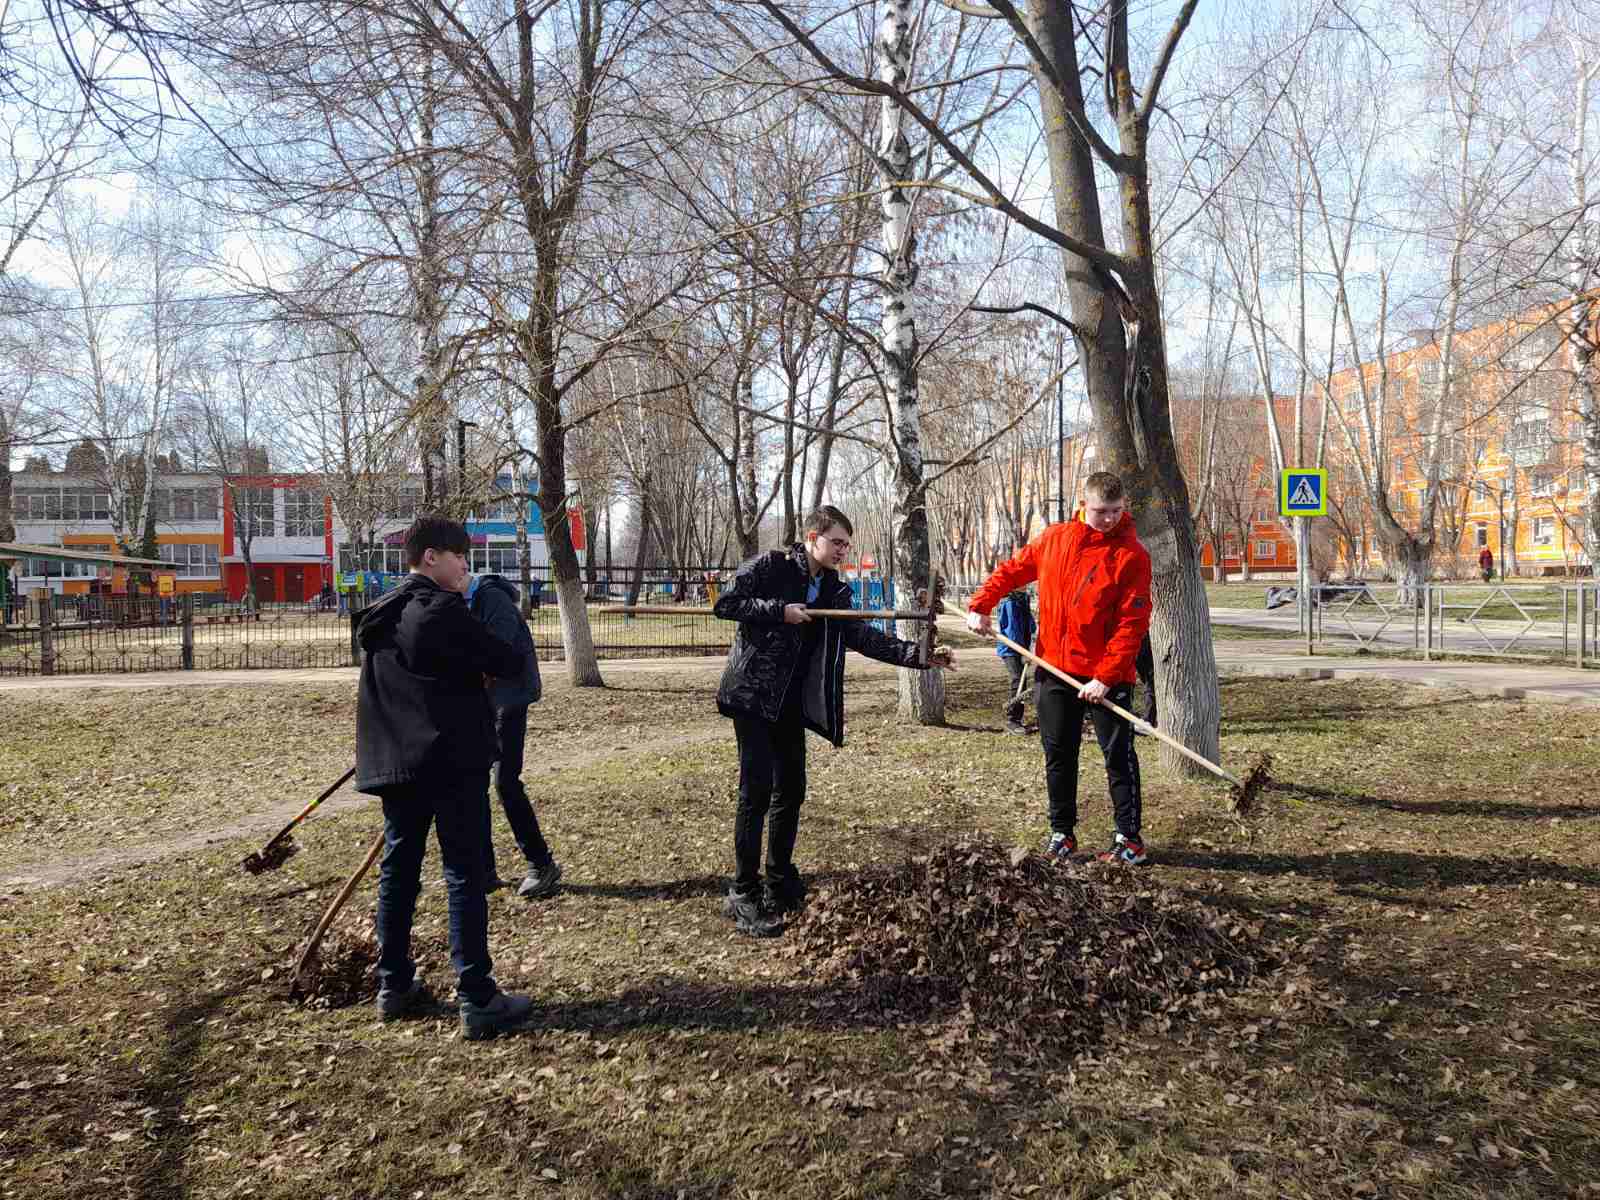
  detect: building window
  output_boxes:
[1529,471,1554,497]
[237,487,276,538]
[381,487,422,521]
[159,543,221,577]
[470,544,521,574]
[22,556,95,578]
[1475,524,1488,548]
[161,487,221,522]
[337,544,405,575]
[284,489,324,538]
[1532,517,1555,547]
[60,488,111,521]
[1254,540,1276,561]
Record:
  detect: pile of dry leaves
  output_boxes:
[786,839,1272,1046]
[286,910,380,1007]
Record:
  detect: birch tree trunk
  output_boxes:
[877,0,943,724]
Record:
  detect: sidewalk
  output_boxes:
[3,631,1599,706]
[1212,638,1600,706]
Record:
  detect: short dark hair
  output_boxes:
[803,505,853,539]
[1083,471,1125,503]
[402,514,470,567]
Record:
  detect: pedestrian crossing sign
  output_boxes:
[1278,469,1327,517]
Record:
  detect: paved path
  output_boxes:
[4,631,1598,705]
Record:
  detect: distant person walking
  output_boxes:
[1478,545,1494,583]
[995,589,1035,735]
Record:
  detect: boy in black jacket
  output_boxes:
[712,505,954,937]
[355,515,533,1040]
[467,572,558,899]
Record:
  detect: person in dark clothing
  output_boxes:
[467,573,558,900]
[995,588,1035,734]
[355,515,534,1041]
[1134,634,1157,730]
[1478,545,1494,582]
[712,505,955,937]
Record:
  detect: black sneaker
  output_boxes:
[1005,719,1027,735]
[764,872,808,916]
[722,888,783,938]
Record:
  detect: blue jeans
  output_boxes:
[484,705,552,871]
[375,770,497,1005]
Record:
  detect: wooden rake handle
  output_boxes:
[252,766,355,861]
[989,629,1241,788]
[600,604,934,620]
[292,828,386,991]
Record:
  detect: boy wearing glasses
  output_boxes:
[712,505,955,936]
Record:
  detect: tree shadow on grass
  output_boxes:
[1162,846,1600,891]
[129,982,250,1200]
[561,869,855,903]
[1225,694,1484,736]
[1266,778,1596,822]
[560,874,729,902]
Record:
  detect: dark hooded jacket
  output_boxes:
[354,573,523,793]
[712,544,927,747]
[468,574,542,709]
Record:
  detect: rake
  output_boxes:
[987,629,1271,812]
[290,827,386,1000]
[242,766,356,875]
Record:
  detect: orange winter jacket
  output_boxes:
[969,513,1152,686]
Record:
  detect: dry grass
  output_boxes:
[1,663,1597,1199]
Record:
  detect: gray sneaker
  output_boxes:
[375,977,432,1021]
[460,991,534,1041]
[517,861,563,900]
[722,888,783,938]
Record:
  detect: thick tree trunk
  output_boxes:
[1029,0,1220,774]
[528,261,602,686]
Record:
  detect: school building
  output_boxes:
[5,471,552,602]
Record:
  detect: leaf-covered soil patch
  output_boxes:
[1,668,1598,1199]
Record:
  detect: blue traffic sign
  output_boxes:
[1278,469,1327,517]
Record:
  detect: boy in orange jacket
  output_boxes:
[966,471,1153,864]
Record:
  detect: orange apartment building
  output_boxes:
[1324,302,1594,578]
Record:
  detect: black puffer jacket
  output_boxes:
[713,544,927,746]
[354,574,523,793]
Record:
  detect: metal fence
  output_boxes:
[1,592,358,676]
[1300,580,1600,666]
[0,566,914,676]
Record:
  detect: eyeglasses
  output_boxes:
[823,536,851,551]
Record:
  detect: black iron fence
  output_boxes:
[1,567,902,676]
[1,592,357,676]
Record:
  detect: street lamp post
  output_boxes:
[456,418,478,516]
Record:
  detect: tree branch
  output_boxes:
[749,0,1130,278]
